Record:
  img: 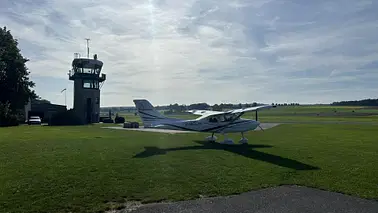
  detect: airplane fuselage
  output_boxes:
[133,99,273,144]
[145,118,260,133]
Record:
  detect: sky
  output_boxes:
[1,0,378,107]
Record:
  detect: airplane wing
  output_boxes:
[188,105,275,120]
[186,109,225,116]
[226,104,274,114]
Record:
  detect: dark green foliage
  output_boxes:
[48,109,82,126]
[0,26,37,126]
[187,103,209,110]
[0,26,37,109]
[332,99,378,106]
[0,102,19,126]
[164,109,174,115]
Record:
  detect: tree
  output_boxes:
[0,102,18,126]
[0,26,37,125]
[212,104,221,111]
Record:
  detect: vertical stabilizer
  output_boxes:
[133,99,168,127]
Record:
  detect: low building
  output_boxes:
[24,98,67,123]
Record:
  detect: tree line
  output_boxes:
[101,102,301,114]
[331,99,378,106]
[163,102,300,113]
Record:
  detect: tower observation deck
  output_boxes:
[68,40,106,124]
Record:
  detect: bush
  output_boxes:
[0,102,19,127]
[164,110,173,115]
[0,114,19,127]
[48,109,82,126]
[114,116,125,124]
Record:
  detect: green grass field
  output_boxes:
[1,121,378,213]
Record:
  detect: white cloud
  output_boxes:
[1,0,378,107]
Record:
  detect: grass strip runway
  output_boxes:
[1,123,377,213]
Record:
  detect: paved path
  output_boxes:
[110,185,378,213]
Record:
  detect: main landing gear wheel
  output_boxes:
[222,138,234,145]
[220,133,234,144]
[206,133,217,142]
[206,133,248,145]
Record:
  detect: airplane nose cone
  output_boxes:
[250,120,260,130]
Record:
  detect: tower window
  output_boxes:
[83,81,91,88]
[83,80,99,89]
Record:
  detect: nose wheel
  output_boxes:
[239,132,248,144]
[219,133,234,144]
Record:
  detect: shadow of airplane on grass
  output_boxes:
[133,140,320,171]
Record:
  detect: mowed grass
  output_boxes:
[253,105,378,122]
[1,123,378,213]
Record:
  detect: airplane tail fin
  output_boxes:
[133,99,168,127]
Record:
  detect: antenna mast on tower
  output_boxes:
[85,38,90,58]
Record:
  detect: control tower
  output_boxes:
[68,39,106,124]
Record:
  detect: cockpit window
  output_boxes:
[208,113,241,123]
[224,114,233,121]
[209,117,218,122]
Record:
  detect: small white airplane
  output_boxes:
[133,99,274,144]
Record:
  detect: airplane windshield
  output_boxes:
[224,114,232,121]
[225,113,241,121]
[209,113,241,123]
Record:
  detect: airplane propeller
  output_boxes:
[258,124,264,131]
[255,109,264,131]
[256,104,276,131]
